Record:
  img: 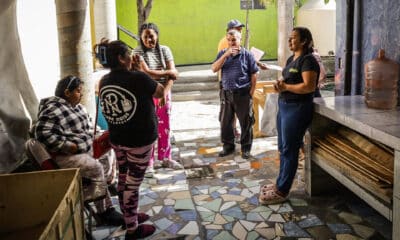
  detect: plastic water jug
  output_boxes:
[364,49,399,109]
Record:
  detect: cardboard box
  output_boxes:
[0,169,84,240]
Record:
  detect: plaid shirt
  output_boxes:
[34,96,93,154]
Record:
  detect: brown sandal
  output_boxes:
[259,189,287,205]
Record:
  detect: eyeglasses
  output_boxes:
[66,76,77,90]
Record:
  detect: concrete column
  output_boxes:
[91,0,116,85]
[277,0,293,75]
[0,0,39,173]
[55,0,95,118]
[93,0,117,42]
[393,149,400,239]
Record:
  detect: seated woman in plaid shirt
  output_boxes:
[33,75,124,226]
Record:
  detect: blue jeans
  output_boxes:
[276,98,313,194]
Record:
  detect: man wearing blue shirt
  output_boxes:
[211,30,259,159]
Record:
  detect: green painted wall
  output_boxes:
[116,0,278,65]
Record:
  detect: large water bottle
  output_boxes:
[364,49,399,109]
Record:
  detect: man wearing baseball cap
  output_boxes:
[212,29,259,159]
[217,20,246,143]
[218,19,268,68]
[218,19,245,51]
[216,19,267,145]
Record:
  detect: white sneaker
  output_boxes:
[144,166,154,178]
[165,159,184,170]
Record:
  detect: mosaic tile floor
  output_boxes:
[90,100,392,240]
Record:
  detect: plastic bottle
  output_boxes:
[364,49,399,109]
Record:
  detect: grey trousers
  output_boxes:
[25,138,115,213]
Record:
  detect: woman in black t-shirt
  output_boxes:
[259,27,320,205]
[94,39,165,239]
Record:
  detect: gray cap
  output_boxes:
[227,19,245,29]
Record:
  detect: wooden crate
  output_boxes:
[0,169,84,240]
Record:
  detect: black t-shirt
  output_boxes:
[280,53,320,101]
[99,69,158,147]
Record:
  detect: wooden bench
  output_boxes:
[252,81,276,138]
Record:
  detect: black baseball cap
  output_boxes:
[227,19,245,29]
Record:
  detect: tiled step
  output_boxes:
[174,66,219,101]
[177,69,217,83]
[172,90,219,102]
[172,82,219,93]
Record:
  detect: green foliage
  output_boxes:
[116,0,278,65]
